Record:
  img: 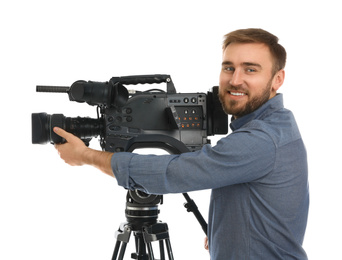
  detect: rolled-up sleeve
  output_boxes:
[111,127,276,195]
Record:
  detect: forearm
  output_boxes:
[83,148,114,177]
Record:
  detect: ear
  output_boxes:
[272,69,285,92]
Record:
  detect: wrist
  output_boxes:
[82,148,114,177]
[82,147,97,166]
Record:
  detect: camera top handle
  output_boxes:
[111,74,176,94]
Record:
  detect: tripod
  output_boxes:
[111,190,207,260]
[112,190,173,260]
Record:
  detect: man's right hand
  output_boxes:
[53,127,115,177]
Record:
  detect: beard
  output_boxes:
[219,78,272,118]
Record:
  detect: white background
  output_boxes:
[1,1,341,259]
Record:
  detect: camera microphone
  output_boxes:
[36,85,69,93]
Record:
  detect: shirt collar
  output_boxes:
[230,93,284,131]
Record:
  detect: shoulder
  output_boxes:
[240,108,302,148]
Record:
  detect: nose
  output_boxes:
[229,69,244,86]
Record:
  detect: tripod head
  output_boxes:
[125,190,163,230]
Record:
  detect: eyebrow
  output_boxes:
[222,61,262,68]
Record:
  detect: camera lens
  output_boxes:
[32,113,50,144]
[31,113,104,144]
[31,113,66,144]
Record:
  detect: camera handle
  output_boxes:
[110,74,176,94]
[182,193,208,235]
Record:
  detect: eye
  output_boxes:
[246,68,257,73]
[223,66,234,72]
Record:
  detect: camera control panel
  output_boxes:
[167,93,206,130]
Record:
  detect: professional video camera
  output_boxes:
[32,74,228,153]
[31,74,228,259]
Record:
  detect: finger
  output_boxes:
[53,127,72,140]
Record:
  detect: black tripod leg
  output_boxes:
[146,241,155,260]
[112,240,121,260]
[118,243,127,260]
[112,223,132,260]
[159,240,165,260]
[165,238,174,260]
[112,240,128,260]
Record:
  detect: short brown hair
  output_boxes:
[223,28,287,76]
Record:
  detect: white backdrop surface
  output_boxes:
[1,1,341,259]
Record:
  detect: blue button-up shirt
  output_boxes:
[112,94,309,259]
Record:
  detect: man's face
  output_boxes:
[219,42,283,118]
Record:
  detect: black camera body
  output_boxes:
[32,75,228,153]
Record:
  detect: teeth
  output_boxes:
[230,91,245,96]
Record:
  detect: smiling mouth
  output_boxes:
[228,91,247,96]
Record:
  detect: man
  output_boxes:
[54,28,309,259]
